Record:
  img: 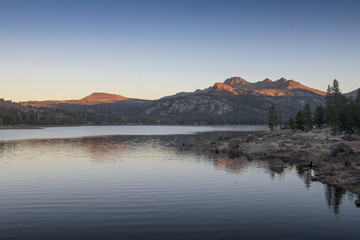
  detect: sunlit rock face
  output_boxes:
[79,92,128,104]
[219,76,326,97]
[212,82,239,95]
[223,77,248,87]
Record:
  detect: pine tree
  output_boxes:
[303,103,312,131]
[340,98,354,133]
[313,106,325,127]
[325,79,346,132]
[295,110,305,131]
[288,117,295,129]
[267,106,278,131]
[332,79,341,96]
[354,89,360,129]
[278,107,283,129]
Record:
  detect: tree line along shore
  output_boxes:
[268,80,360,134]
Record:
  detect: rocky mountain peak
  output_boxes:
[223,77,248,86]
[210,76,326,96]
[213,82,238,94]
[262,78,273,83]
[278,77,288,82]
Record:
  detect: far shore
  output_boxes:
[0,124,268,130]
[0,125,44,129]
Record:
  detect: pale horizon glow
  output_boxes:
[1,0,359,102]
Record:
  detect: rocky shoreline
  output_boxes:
[197,129,360,195]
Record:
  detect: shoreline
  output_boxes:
[197,128,360,195]
[0,125,43,129]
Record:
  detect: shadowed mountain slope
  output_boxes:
[344,88,360,99]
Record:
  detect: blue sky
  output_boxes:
[1,0,359,101]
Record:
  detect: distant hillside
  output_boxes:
[0,98,28,110]
[20,92,129,107]
[138,92,324,124]
[344,88,359,99]
[80,92,128,103]
[0,97,145,126]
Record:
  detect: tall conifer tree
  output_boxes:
[267,106,278,131]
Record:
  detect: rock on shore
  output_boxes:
[198,129,360,194]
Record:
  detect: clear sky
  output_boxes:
[1,0,359,101]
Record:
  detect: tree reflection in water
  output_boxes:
[323,185,358,215]
[297,166,360,214]
[296,167,312,189]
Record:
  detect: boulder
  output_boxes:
[311,161,320,168]
[302,143,313,148]
[220,148,227,153]
[330,143,353,157]
[355,199,360,207]
[311,176,320,181]
[344,160,351,167]
[299,161,312,167]
[342,134,356,141]
[245,135,255,142]
[227,141,239,153]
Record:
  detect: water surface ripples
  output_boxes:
[0,126,359,240]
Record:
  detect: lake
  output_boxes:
[0,126,359,240]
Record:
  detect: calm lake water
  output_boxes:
[0,126,359,240]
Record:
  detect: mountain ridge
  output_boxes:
[17,77,358,123]
[19,77,332,107]
[20,92,129,107]
[344,88,360,99]
[6,76,359,125]
[212,77,327,96]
